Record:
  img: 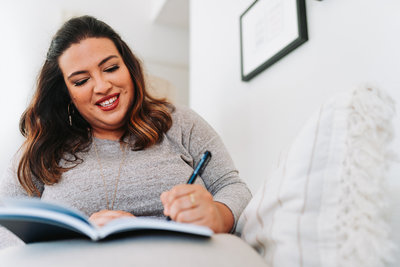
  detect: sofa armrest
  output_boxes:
[0,233,268,267]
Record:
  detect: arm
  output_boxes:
[161,107,252,232]
[0,151,44,249]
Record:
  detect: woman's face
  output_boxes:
[58,37,134,140]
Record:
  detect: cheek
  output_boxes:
[70,93,81,105]
[70,93,78,102]
[120,68,134,92]
[126,84,135,104]
[119,76,135,100]
[68,88,89,104]
[67,86,78,98]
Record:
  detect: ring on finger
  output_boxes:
[189,193,196,207]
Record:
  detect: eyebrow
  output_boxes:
[67,55,118,79]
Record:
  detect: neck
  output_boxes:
[92,128,124,141]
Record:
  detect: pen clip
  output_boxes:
[197,151,212,176]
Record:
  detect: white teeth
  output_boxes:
[99,96,117,107]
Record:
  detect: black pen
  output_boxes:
[166,151,212,221]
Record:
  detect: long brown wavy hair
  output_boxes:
[18,16,174,196]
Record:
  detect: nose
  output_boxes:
[93,74,112,94]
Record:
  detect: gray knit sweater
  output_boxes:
[0,106,251,249]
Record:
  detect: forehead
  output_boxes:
[58,37,120,73]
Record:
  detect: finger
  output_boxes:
[166,184,202,203]
[89,210,133,226]
[162,184,211,218]
[114,210,134,217]
[175,206,204,223]
[99,210,130,219]
[89,215,112,227]
[160,191,169,206]
[168,192,199,218]
[162,184,197,215]
[161,191,171,215]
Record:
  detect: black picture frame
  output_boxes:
[240,0,308,82]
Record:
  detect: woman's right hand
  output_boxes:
[160,184,234,233]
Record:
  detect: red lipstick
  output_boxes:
[95,93,120,111]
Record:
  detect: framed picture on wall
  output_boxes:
[240,0,308,82]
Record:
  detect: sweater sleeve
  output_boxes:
[172,106,252,231]
[0,151,44,249]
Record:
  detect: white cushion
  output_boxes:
[0,234,269,267]
[238,87,396,267]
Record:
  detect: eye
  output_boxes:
[73,78,90,87]
[104,65,120,73]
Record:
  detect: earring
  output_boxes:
[68,103,73,126]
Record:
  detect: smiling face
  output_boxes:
[59,37,134,140]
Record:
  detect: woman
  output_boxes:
[0,16,251,248]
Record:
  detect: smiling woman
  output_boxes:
[59,38,135,140]
[0,15,252,249]
[18,16,173,195]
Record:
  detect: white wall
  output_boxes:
[190,0,400,193]
[0,0,188,177]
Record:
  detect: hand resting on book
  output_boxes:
[89,210,135,227]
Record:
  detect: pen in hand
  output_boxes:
[187,150,212,184]
[166,151,212,221]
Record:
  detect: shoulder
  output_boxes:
[0,148,31,197]
[170,105,208,128]
[6,147,24,174]
[166,105,196,138]
[167,105,220,147]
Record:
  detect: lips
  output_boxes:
[95,93,120,111]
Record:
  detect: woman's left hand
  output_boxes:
[89,210,135,227]
[160,184,234,233]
